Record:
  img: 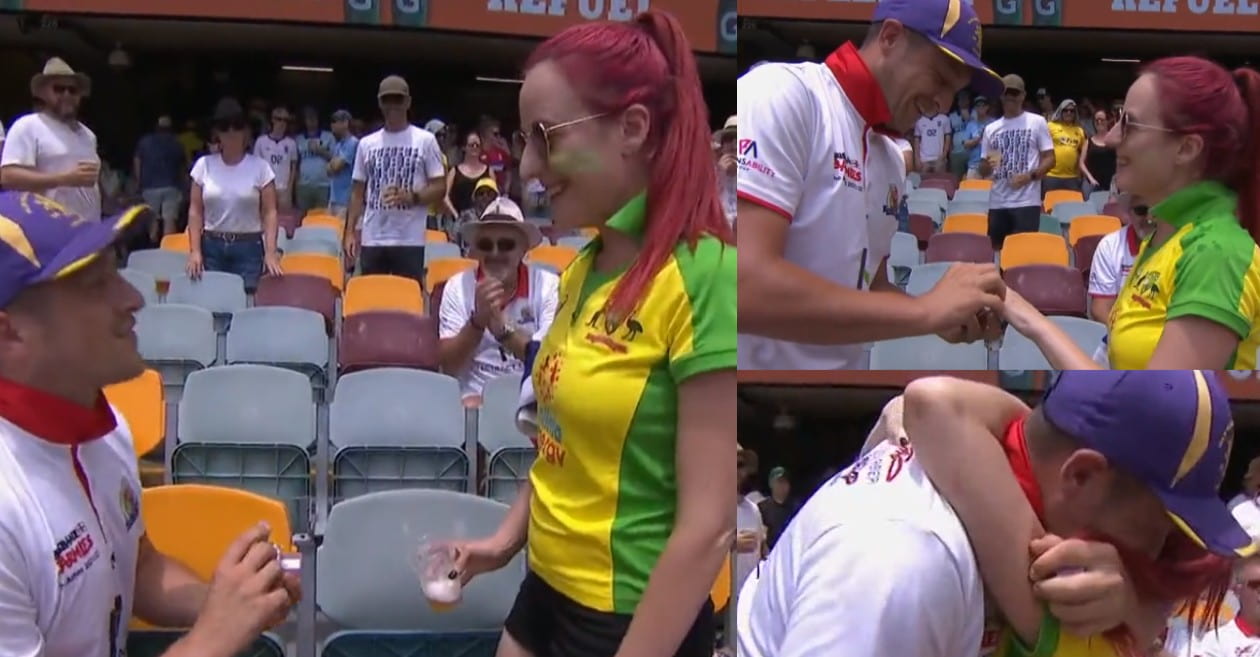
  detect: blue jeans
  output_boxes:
[202,232,264,292]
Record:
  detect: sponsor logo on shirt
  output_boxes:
[840,438,915,486]
[833,151,863,190]
[119,479,140,531]
[737,138,775,179]
[53,521,101,587]
[535,352,567,466]
[1128,269,1161,309]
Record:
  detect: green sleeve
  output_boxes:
[668,237,736,382]
[1003,611,1062,657]
[1167,223,1255,338]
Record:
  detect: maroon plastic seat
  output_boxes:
[429,280,448,318]
[1005,264,1087,317]
[1100,202,1127,222]
[1073,233,1105,285]
[908,213,936,250]
[339,311,439,374]
[253,273,338,335]
[924,232,995,265]
[277,211,302,239]
[918,177,957,200]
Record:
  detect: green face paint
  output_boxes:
[549,149,602,176]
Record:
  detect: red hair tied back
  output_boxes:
[526,10,733,325]
[1232,66,1260,244]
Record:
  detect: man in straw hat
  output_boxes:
[0,191,300,657]
[1,58,102,222]
[438,195,559,400]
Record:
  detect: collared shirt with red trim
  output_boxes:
[736,42,908,370]
[0,377,144,657]
[1088,224,1147,300]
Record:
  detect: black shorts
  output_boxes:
[360,245,425,286]
[987,206,1042,251]
[503,569,715,657]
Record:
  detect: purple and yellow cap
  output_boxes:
[0,191,149,308]
[1043,370,1255,558]
[873,0,1004,99]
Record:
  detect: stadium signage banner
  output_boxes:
[739,0,1260,32]
[19,0,732,52]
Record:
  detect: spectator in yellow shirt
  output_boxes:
[1045,99,1086,196]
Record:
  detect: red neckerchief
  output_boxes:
[824,42,899,138]
[475,263,530,305]
[0,376,115,445]
[1001,415,1046,521]
[1238,615,1260,638]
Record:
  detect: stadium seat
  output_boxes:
[869,335,987,369]
[1101,201,1127,220]
[127,249,188,286]
[301,213,343,239]
[339,311,440,374]
[316,489,525,640]
[104,368,165,459]
[908,199,946,225]
[908,187,949,209]
[907,172,922,188]
[120,268,159,304]
[425,257,477,293]
[1005,264,1087,316]
[344,274,425,317]
[887,232,920,287]
[429,280,449,317]
[918,177,956,199]
[1074,233,1105,283]
[127,633,284,657]
[1051,200,1096,226]
[293,225,341,248]
[1039,214,1062,234]
[277,210,301,239]
[281,252,344,292]
[907,213,936,248]
[167,272,248,318]
[480,374,535,505]
[712,555,732,611]
[556,235,592,250]
[924,232,994,265]
[225,306,330,388]
[135,304,217,398]
[1044,189,1085,213]
[254,274,338,336]
[526,245,579,272]
[159,232,190,253]
[958,179,992,192]
[941,213,988,235]
[1067,214,1122,247]
[425,241,463,263]
[330,368,468,501]
[905,262,952,297]
[1088,190,1111,212]
[952,188,990,204]
[946,200,989,218]
[999,233,1069,269]
[283,237,339,258]
[426,229,448,243]
[997,318,1106,370]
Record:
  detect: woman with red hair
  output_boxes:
[1000,56,1260,370]
[449,9,735,657]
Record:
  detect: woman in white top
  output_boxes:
[186,103,282,291]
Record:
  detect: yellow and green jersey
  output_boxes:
[987,614,1120,657]
[527,193,737,613]
[1108,180,1260,369]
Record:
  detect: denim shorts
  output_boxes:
[202,231,264,292]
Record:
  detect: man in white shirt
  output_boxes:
[0,58,102,221]
[345,75,447,286]
[0,191,299,657]
[913,112,951,173]
[1088,203,1155,324]
[716,116,738,226]
[1176,526,1260,657]
[438,197,558,399]
[979,74,1055,249]
[737,0,1009,370]
[740,371,1254,657]
[252,106,298,212]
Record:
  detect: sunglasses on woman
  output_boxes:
[477,238,517,253]
[1117,108,1175,140]
[527,113,609,161]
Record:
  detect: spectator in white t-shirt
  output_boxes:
[252,106,298,212]
[735,445,766,596]
[1088,203,1156,324]
[0,58,101,221]
[186,101,282,292]
[715,116,738,226]
[979,74,1055,250]
[1176,542,1260,657]
[344,75,447,286]
[891,137,913,176]
[438,197,558,399]
[912,112,951,173]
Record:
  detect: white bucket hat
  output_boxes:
[31,57,91,98]
[460,197,542,249]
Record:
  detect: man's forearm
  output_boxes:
[416,178,445,206]
[348,184,365,231]
[499,328,531,360]
[438,322,484,374]
[133,548,209,627]
[0,166,63,193]
[1035,152,1054,178]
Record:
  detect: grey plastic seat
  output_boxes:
[317,489,526,632]
[424,242,463,263]
[293,225,339,247]
[869,335,987,370]
[136,304,217,399]
[908,187,948,209]
[120,268,159,304]
[998,318,1107,371]
[330,368,468,501]
[952,189,990,205]
[167,272,247,317]
[1052,201,1096,225]
[178,364,315,447]
[946,200,990,217]
[480,374,535,505]
[127,249,188,283]
[905,262,952,297]
[1088,190,1111,212]
[907,199,945,224]
[283,237,339,257]
[887,232,920,289]
[226,307,329,388]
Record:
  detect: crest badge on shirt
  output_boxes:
[119,478,140,531]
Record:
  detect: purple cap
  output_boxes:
[873,0,1004,99]
[0,192,149,308]
[1043,370,1255,558]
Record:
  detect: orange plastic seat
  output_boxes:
[526,245,579,272]
[344,274,425,317]
[941,213,988,235]
[1044,189,1085,213]
[302,213,344,240]
[426,229,448,243]
[1067,214,1122,247]
[304,207,330,217]
[160,232,190,253]
[425,257,477,293]
[999,232,1070,269]
[103,369,164,458]
[711,554,732,609]
[281,253,344,292]
[958,179,992,191]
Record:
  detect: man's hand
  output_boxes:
[919,263,1006,337]
[718,153,737,176]
[937,308,1003,344]
[473,277,505,330]
[63,160,100,188]
[734,530,760,554]
[1029,535,1137,638]
[343,229,360,266]
[1011,172,1033,189]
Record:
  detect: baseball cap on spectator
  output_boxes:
[0,192,150,308]
[461,196,541,249]
[473,177,499,197]
[1042,370,1256,558]
[1003,74,1026,94]
[872,0,1004,99]
[331,109,352,123]
[378,75,410,99]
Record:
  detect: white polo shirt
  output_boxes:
[736,43,905,370]
[253,134,298,191]
[0,387,143,657]
[1088,225,1142,299]
[1180,616,1260,657]
[738,438,985,657]
[438,264,559,398]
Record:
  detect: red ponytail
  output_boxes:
[525,10,733,323]
[1232,67,1260,244]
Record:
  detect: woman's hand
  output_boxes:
[263,252,283,277]
[186,251,204,280]
[448,536,515,586]
[1028,534,1137,637]
[999,287,1045,337]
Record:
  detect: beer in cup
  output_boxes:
[414,539,463,612]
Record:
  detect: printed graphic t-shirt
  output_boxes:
[982,112,1053,210]
[915,114,951,162]
[351,125,445,247]
[1108,181,1260,369]
[252,134,298,190]
[527,193,736,613]
[1046,122,1085,179]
